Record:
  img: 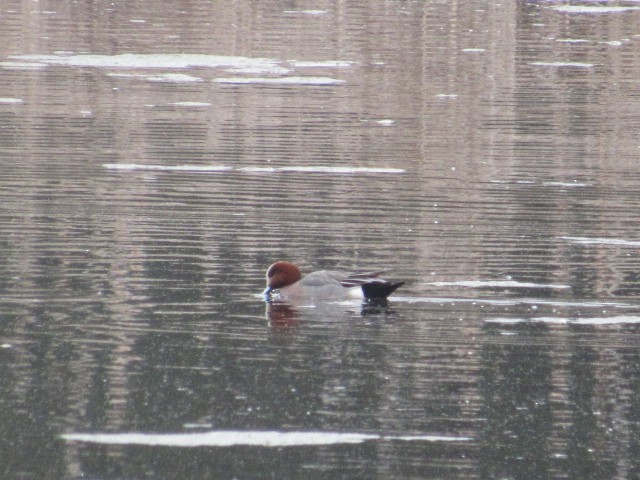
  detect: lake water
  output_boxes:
[1,1,640,479]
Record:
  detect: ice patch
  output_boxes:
[9,53,283,72]
[283,10,327,15]
[61,430,471,447]
[492,179,588,187]
[107,72,203,83]
[486,316,640,325]
[561,236,640,247]
[275,166,404,174]
[426,280,570,290]
[551,5,640,14]
[0,98,24,104]
[395,296,631,309]
[6,53,351,84]
[555,38,589,43]
[532,61,594,68]
[543,181,589,187]
[214,76,344,85]
[170,101,211,107]
[104,164,232,172]
[0,61,47,70]
[290,60,352,68]
[103,163,405,174]
[225,66,292,75]
[146,74,202,82]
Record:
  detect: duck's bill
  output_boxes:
[262,287,273,299]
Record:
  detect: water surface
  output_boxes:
[1,1,640,479]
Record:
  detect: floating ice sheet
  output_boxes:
[426,280,570,289]
[6,53,351,83]
[555,38,589,43]
[9,53,283,72]
[486,316,640,325]
[0,61,47,70]
[283,10,328,15]
[395,296,632,309]
[213,76,344,85]
[551,5,640,14]
[560,236,640,247]
[5,53,353,86]
[531,61,594,68]
[170,101,212,107]
[61,430,471,447]
[103,163,405,174]
[543,181,589,187]
[274,166,403,174]
[107,72,203,82]
[491,179,589,187]
[290,60,352,68]
[103,163,233,172]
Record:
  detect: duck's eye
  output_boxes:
[267,268,277,278]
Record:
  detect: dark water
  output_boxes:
[1,1,640,479]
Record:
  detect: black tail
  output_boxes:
[361,281,405,299]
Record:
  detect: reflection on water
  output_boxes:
[2,0,640,478]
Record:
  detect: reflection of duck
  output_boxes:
[262,261,404,302]
[265,302,300,327]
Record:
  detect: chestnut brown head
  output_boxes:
[263,261,302,297]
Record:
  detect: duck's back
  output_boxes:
[280,270,359,300]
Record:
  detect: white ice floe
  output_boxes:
[170,102,211,107]
[213,76,344,85]
[555,38,589,43]
[486,316,640,325]
[542,181,589,187]
[426,280,570,290]
[290,60,353,68]
[283,10,328,15]
[531,61,594,68]
[6,53,352,84]
[492,179,588,187]
[61,430,471,447]
[103,163,405,174]
[274,166,404,173]
[396,296,632,309]
[107,72,203,83]
[224,66,292,75]
[560,236,640,247]
[103,164,233,172]
[0,61,47,70]
[551,5,640,14]
[9,53,282,71]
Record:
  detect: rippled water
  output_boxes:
[2,1,640,479]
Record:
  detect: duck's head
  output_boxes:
[263,261,302,297]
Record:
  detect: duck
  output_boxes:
[263,261,404,301]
